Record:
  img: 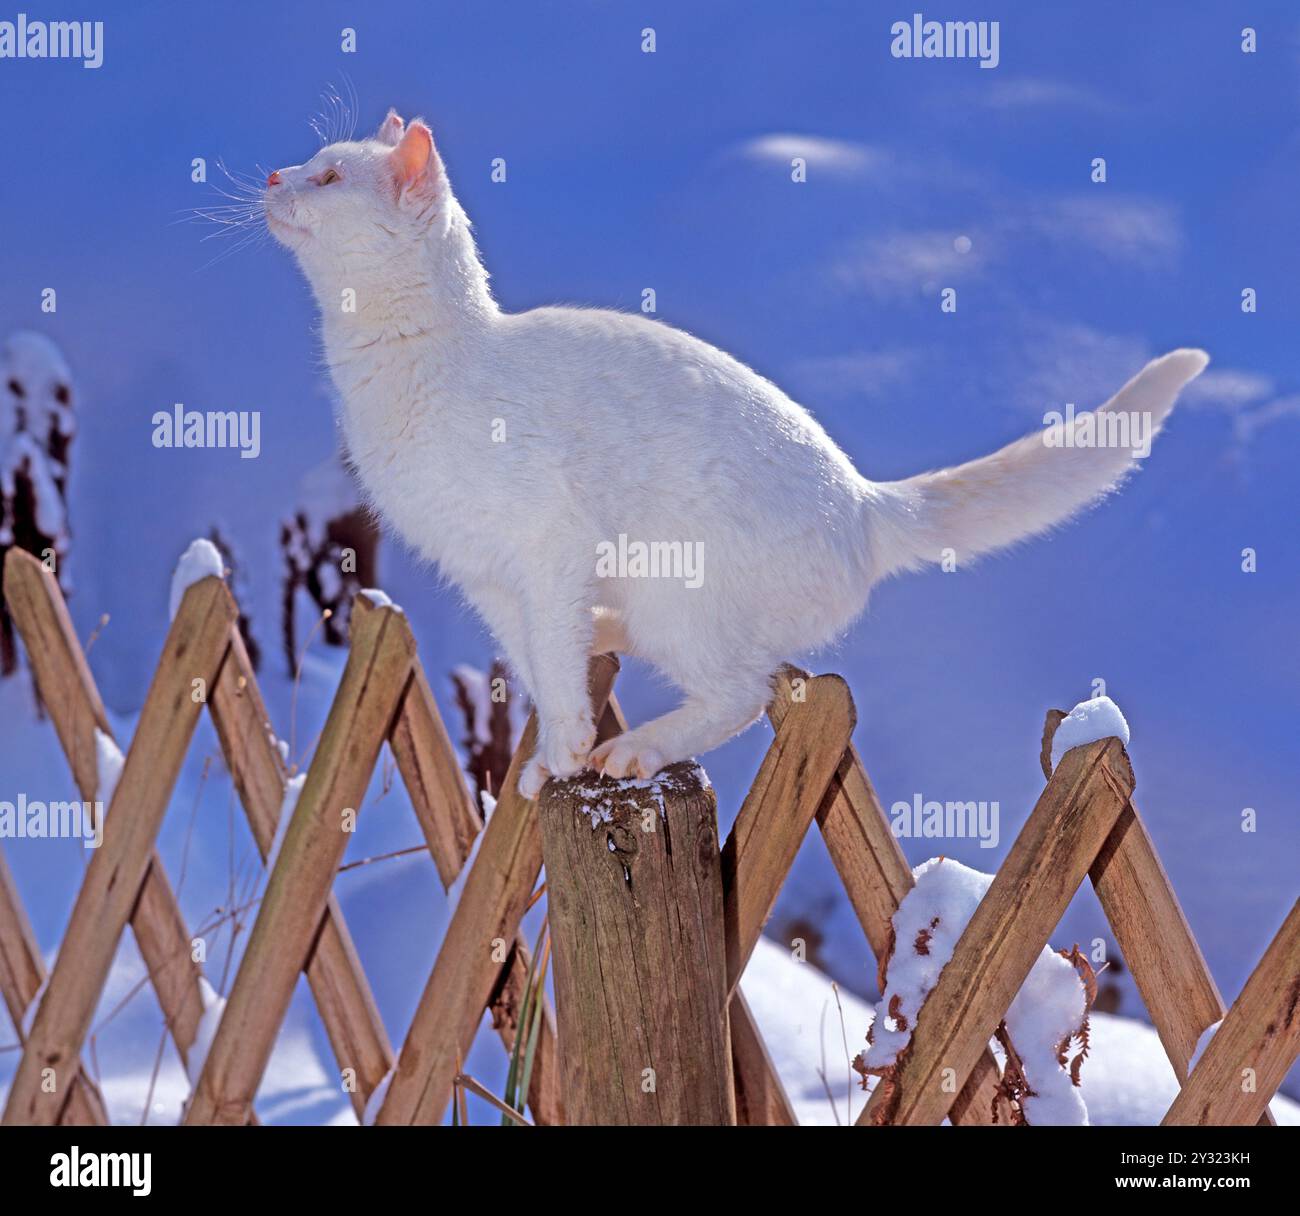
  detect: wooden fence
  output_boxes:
[0,547,1296,1126]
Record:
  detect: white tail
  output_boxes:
[871,348,1210,577]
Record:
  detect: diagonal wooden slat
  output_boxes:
[3,574,237,1125]
[355,593,562,1125]
[768,666,1007,1125]
[1040,710,1275,1127]
[730,989,797,1125]
[208,624,394,1121]
[1163,899,1300,1126]
[711,672,856,1126]
[375,654,619,1125]
[721,673,856,999]
[3,550,108,799]
[3,550,211,1100]
[0,848,108,1124]
[857,735,1137,1125]
[184,598,415,1125]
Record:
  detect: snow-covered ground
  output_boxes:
[740,935,1300,1127]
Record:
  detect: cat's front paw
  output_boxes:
[518,753,549,800]
[518,713,597,799]
[542,712,597,777]
[589,734,666,782]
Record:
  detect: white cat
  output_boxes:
[264,111,1208,798]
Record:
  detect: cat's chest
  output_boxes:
[335,366,498,563]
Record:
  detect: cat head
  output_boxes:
[265,109,454,278]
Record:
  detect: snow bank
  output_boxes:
[445,820,487,916]
[94,728,124,809]
[167,538,225,620]
[1189,1020,1222,1073]
[740,934,873,1124]
[296,454,361,543]
[266,772,306,872]
[1051,696,1130,770]
[20,974,49,1037]
[361,1068,394,1126]
[740,933,1300,1127]
[184,977,227,1088]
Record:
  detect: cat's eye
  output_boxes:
[6,378,23,398]
[54,384,71,405]
[317,168,341,186]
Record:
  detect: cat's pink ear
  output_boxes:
[391,120,436,195]
[376,109,404,147]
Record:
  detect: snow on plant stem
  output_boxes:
[862,856,1091,1125]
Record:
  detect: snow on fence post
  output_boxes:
[539,762,736,1125]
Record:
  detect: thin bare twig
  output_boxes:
[455,1073,533,1127]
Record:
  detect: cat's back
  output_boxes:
[494,304,865,497]
[498,306,837,438]
[502,304,759,394]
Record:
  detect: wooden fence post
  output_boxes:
[540,761,735,1125]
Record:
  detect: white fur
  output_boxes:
[265,113,1209,796]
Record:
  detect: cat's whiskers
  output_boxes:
[309,76,359,147]
[181,158,274,264]
[194,223,272,272]
[214,158,270,198]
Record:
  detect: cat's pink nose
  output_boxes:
[267,170,282,187]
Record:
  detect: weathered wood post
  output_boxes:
[539,761,736,1124]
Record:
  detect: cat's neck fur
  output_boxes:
[315,197,496,375]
